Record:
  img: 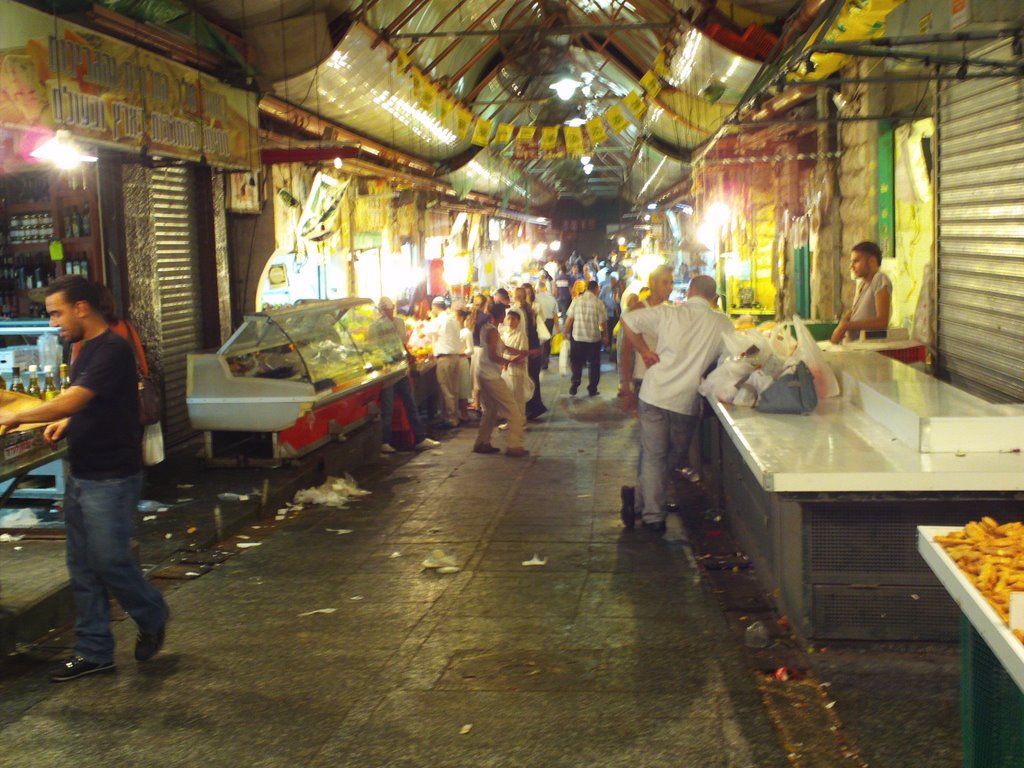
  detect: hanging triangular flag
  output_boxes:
[605,104,630,133]
[586,116,608,145]
[654,50,670,78]
[640,70,662,99]
[623,91,646,117]
[395,49,411,73]
[409,68,424,102]
[455,108,474,139]
[493,123,514,144]
[420,83,437,112]
[440,99,453,120]
[517,125,537,142]
[564,125,584,155]
[539,126,560,150]
[471,117,494,146]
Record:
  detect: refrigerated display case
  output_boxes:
[187,298,408,465]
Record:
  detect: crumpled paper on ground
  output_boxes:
[293,475,370,508]
[422,549,460,574]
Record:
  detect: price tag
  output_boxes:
[49,240,65,261]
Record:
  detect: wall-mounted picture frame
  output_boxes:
[227,171,262,214]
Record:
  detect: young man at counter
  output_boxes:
[424,296,463,429]
[0,275,169,681]
[830,240,892,344]
[620,275,733,533]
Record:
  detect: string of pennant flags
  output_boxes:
[391,46,673,155]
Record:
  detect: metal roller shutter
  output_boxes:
[936,40,1024,403]
[152,166,202,445]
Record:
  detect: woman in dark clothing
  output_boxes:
[517,284,547,420]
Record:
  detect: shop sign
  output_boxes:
[355,195,389,232]
[0,0,258,169]
[554,218,596,233]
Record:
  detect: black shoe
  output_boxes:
[588,390,600,397]
[472,444,500,454]
[642,520,667,534]
[620,486,636,529]
[135,622,166,661]
[569,384,579,396]
[50,655,115,682]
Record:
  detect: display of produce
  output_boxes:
[187,298,408,463]
[934,518,1024,640]
[404,318,434,362]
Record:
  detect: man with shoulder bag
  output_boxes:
[0,275,169,681]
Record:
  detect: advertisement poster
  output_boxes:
[0,0,258,169]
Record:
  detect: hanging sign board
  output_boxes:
[0,0,258,169]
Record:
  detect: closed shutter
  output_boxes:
[152,166,203,444]
[936,39,1024,403]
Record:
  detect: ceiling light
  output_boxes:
[617,236,626,246]
[580,156,591,165]
[549,66,581,101]
[550,240,561,251]
[643,214,651,221]
[30,130,97,169]
[646,203,657,210]
[565,117,586,127]
[583,164,593,175]
[707,201,731,228]
[333,156,343,169]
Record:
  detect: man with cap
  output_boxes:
[375,297,440,453]
[424,296,463,429]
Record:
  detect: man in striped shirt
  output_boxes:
[563,280,607,397]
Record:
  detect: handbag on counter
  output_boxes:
[755,361,818,415]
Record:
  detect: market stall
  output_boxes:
[704,349,1024,642]
[187,298,408,466]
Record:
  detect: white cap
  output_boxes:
[431,296,446,306]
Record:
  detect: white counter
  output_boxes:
[709,350,1024,493]
[919,525,1024,695]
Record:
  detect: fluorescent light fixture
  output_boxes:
[30,130,97,170]
[647,203,657,210]
[565,117,586,127]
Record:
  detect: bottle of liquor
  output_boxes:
[42,365,57,400]
[26,365,42,399]
[58,363,71,393]
[11,365,25,393]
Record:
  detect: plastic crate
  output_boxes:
[962,616,1024,767]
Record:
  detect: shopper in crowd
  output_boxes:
[620,275,733,533]
[500,305,531,426]
[0,276,169,681]
[599,274,621,355]
[467,294,489,411]
[424,296,462,429]
[534,279,560,370]
[554,266,572,314]
[456,305,473,423]
[374,297,440,453]
[493,288,511,307]
[518,283,547,420]
[619,265,673,397]
[563,279,607,397]
[473,302,528,458]
[830,240,892,343]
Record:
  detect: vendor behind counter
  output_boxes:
[830,241,892,344]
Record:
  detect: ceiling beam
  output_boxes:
[390,21,674,39]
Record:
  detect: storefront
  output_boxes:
[0,0,258,444]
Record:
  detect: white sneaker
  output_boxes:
[497,423,509,431]
[380,444,396,454]
[415,438,440,451]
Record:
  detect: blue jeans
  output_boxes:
[380,375,426,446]
[65,472,168,663]
[637,401,696,523]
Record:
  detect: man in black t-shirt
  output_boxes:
[0,276,169,682]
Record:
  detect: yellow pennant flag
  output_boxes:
[639,70,662,99]
[409,68,424,102]
[539,126,560,150]
[455,108,474,139]
[420,84,437,112]
[605,104,630,133]
[395,49,411,73]
[563,125,584,155]
[586,116,608,145]
[471,117,493,146]
[493,123,514,144]
[440,99,453,120]
[623,91,646,117]
[517,125,537,143]
[654,50,670,78]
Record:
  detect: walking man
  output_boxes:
[424,295,463,429]
[0,275,169,680]
[620,275,733,532]
[563,280,606,397]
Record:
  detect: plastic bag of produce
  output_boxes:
[558,338,571,376]
[699,357,754,404]
[793,315,840,399]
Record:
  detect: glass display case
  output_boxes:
[187,298,407,461]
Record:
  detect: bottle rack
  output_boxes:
[0,168,103,318]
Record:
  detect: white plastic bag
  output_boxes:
[142,422,165,466]
[793,315,840,399]
[699,358,755,404]
[558,338,571,376]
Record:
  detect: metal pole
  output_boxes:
[388,21,673,39]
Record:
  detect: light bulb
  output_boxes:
[583,164,593,175]
[333,156,343,169]
[550,240,561,251]
[617,237,626,246]
[550,78,580,101]
[580,156,591,165]
[647,203,657,210]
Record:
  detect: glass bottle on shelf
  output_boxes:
[80,203,91,236]
[58,363,71,393]
[43,365,57,400]
[27,365,42,399]
[11,365,25,393]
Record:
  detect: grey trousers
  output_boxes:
[637,400,696,523]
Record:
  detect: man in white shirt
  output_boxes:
[535,279,560,369]
[621,275,733,532]
[425,296,463,428]
[563,280,607,397]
